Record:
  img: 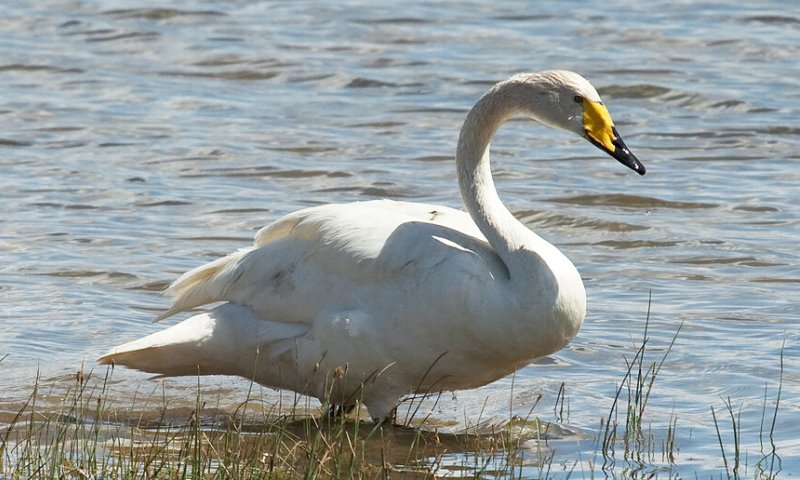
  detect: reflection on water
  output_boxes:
[1,0,798,476]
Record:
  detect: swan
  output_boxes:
[99,70,645,423]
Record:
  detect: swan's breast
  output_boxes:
[550,253,587,347]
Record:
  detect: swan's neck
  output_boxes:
[456,83,549,267]
[456,80,586,347]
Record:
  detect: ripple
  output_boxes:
[177,235,252,243]
[103,8,227,20]
[191,55,292,68]
[0,138,32,147]
[518,210,649,232]
[39,270,135,279]
[679,154,763,162]
[757,126,800,136]
[29,202,109,210]
[313,185,419,198]
[208,207,270,215]
[85,31,160,43]
[355,17,433,25]
[260,169,343,179]
[596,68,681,76]
[647,130,747,139]
[410,155,452,162]
[135,200,193,207]
[742,15,800,25]
[35,126,85,133]
[659,90,704,107]
[35,270,142,288]
[266,146,340,154]
[669,256,786,267]
[708,99,748,109]
[348,121,406,129]
[598,84,672,99]
[346,78,399,88]
[287,73,337,83]
[592,239,680,249]
[99,142,139,148]
[548,194,717,209]
[0,64,84,74]
[393,107,465,115]
[750,277,800,284]
[133,280,171,292]
[639,88,766,112]
[158,70,278,81]
[365,57,430,68]
[182,166,349,179]
[491,14,553,22]
[732,205,780,213]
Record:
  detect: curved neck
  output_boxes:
[456,82,546,267]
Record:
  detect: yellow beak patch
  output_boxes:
[583,100,616,152]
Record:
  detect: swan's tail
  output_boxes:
[98,303,308,378]
[156,248,254,321]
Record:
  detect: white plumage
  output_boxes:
[99,70,645,422]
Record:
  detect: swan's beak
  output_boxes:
[583,100,646,175]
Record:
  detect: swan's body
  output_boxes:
[100,70,644,422]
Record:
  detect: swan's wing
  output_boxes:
[158,199,508,324]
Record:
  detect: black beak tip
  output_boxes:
[612,148,645,175]
[629,155,646,175]
[609,128,645,175]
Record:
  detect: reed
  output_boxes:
[712,340,785,480]
[599,293,682,470]
[0,367,527,478]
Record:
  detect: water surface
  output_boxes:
[1,0,798,476]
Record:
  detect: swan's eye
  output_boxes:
[573,95,583,104]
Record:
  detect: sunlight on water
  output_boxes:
[1,0,797,476]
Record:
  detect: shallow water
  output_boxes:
[1,0,798,476]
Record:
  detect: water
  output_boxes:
[1,0,798,476]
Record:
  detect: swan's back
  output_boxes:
[161,199,508,321]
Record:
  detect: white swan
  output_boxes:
[99,70,644,422]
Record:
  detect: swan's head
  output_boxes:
[509,70,645,175]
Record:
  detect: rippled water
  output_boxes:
[1,0,798,476]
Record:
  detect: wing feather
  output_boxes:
[157,199,507,324]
